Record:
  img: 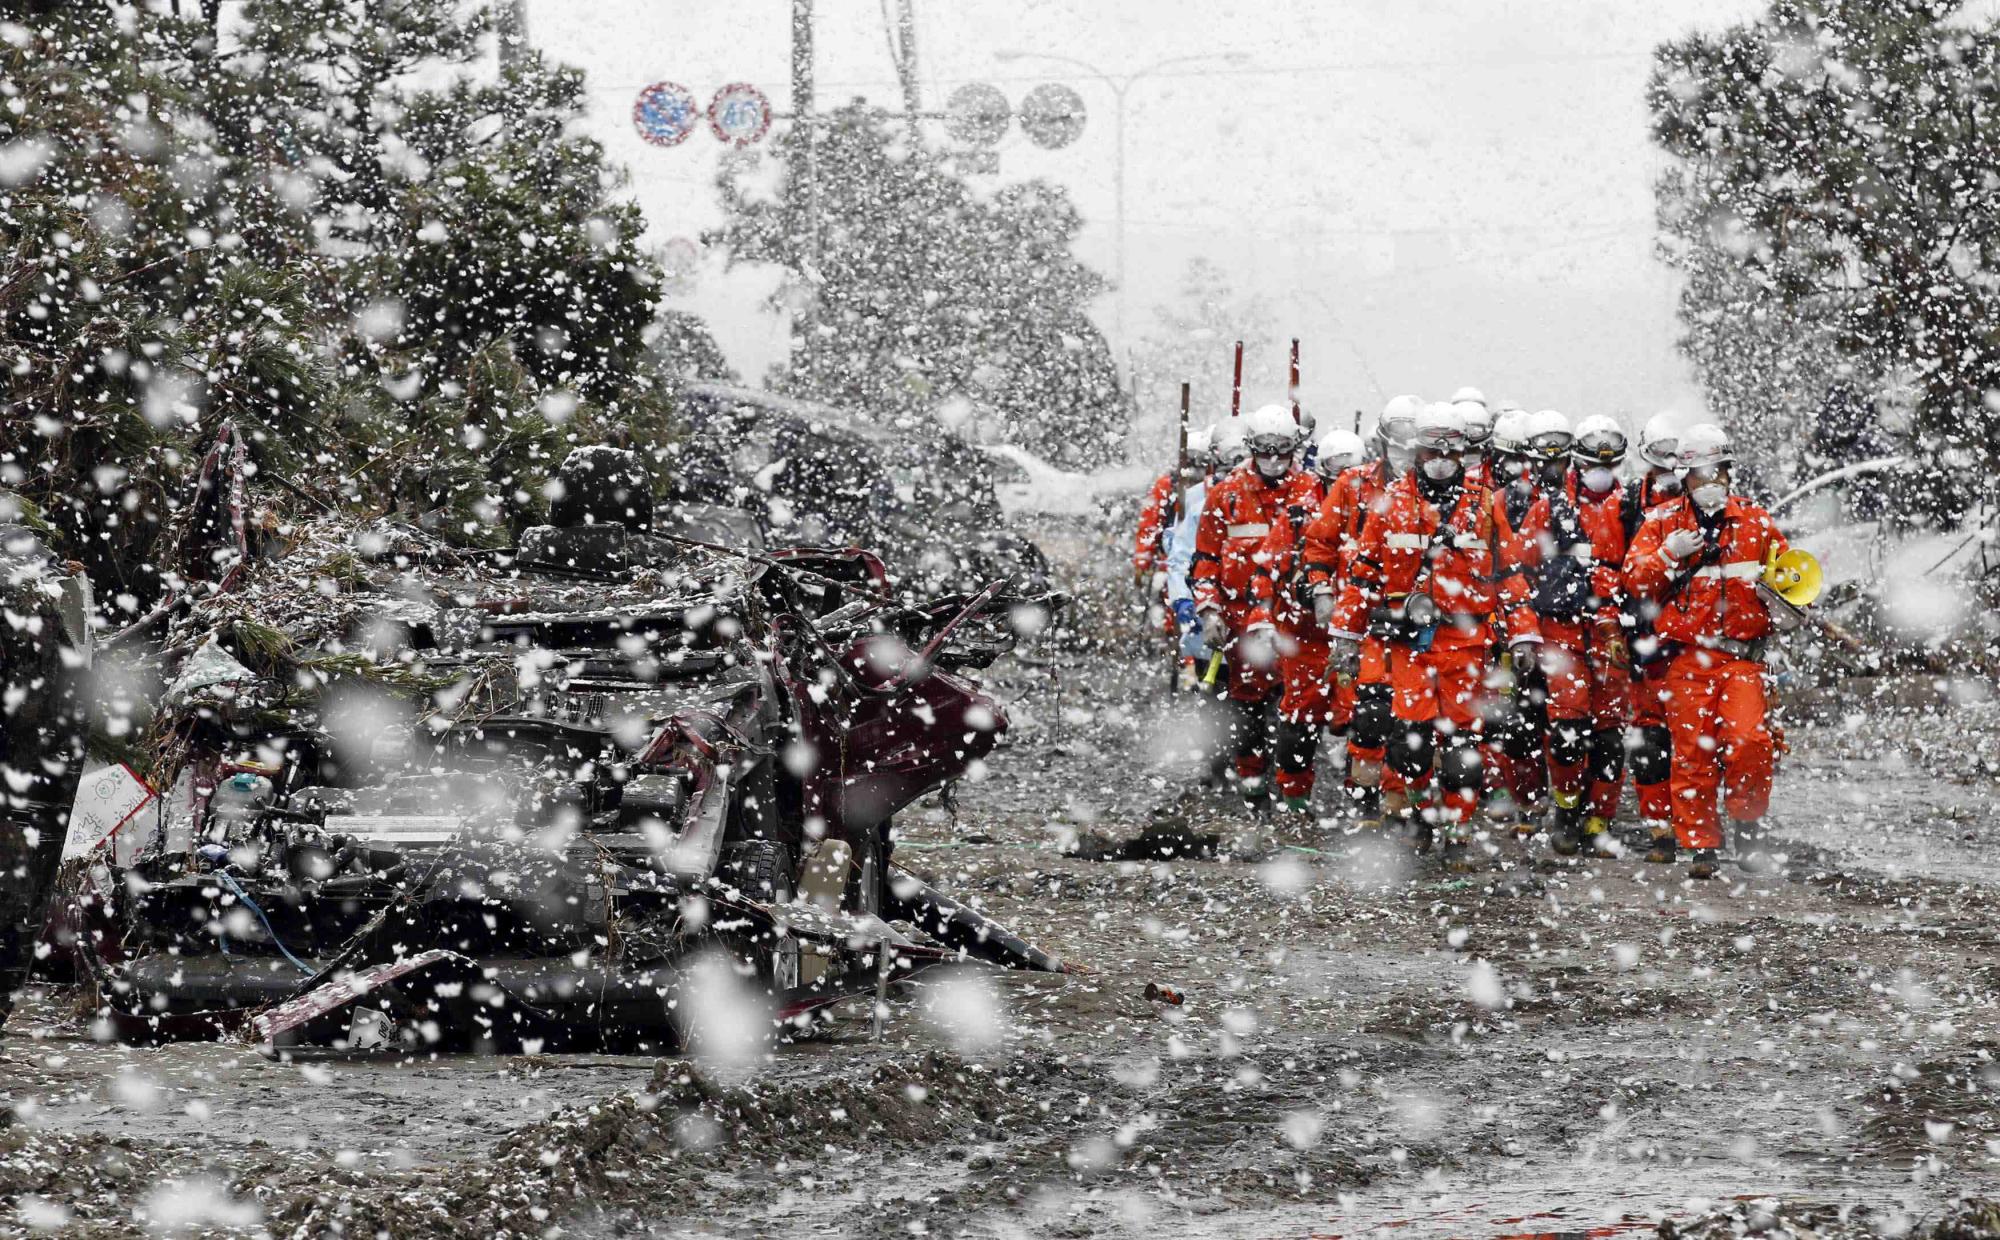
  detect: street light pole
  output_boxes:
[997,50,1245,345]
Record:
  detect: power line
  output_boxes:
[578,48,1656,99]
[1116,216,1656,238]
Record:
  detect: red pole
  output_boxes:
[1288,338,1301,424]
[1230,340,1244,419]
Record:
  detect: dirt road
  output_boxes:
[3,613,1998,1236]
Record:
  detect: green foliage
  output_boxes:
[715,104,1127,469]
[0,1,693,602]
[1649,0,2000,517]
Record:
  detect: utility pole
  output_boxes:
[792,0,820,377]
[792,0,819,272]
[893,0,922,143]
[497,0,528,69]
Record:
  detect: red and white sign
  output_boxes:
[633,81,700,147]
[62,763,155,861]
[708,82,772,146]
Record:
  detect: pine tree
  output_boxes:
[1,1,697,589]
[1650,0,2000,519]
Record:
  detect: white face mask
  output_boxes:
[1582,466,1617,494]
[1421,456,1461,482]
[1690,482,1728,514]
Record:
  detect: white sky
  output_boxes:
[529,0,1770,451]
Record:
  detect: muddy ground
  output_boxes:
[3,529,1999,1238]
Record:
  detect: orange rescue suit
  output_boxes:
[1623,493,1790,850]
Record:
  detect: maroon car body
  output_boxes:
[65,488,1066,1053]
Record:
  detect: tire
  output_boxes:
[717,840,799,990]
[844,820,893,918]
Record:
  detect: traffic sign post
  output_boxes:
[944,82,1010,147]
[1019,82,1085,150]
[708,83,773,146]
[633,81,700,147]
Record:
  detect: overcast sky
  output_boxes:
[529,0,1773,450]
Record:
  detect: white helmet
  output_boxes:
[1376,394,1424,447]
[1638,412,1682,470]
[1314,427,1366,478]
[1375,394,1425,473]
[1184,427,1214,467]
[1524,409,1573,462]
[1492,408,1532,457]
[1453,400,1494,449]
[1678,422,1734,471]
[1294,406,1317,449]
[1449,386,1488,409]
[1412,402,1466,451]
[1212,419,1249,467]
[1571,414,1628,467]
[1243,404,1298,455]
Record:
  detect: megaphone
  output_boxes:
[1762,546,1823,607]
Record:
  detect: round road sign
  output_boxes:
[1019,82,1086,149]
[633,81,699,147]
[708,82,772,146]
[945,82,1010,147]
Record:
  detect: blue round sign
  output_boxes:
[708,82,772,147]
[633,81,699,147]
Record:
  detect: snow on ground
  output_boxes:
[1,519,1996,1239]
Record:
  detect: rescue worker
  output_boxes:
[1165,421,1244,662]
[1479,407,1538,826]
[1330,404,1538,870]
[1623,423,1790,880]
[1489,411,1578,834]
[1248,426,1367,813]
[1564,414,1635,853]
[1192,405,1319,805]
[1134,428,1212,589]
[1302,396,1423,823]
[1620,414,1686,861]
[1454,400,1497,490]
[1491,407,1532,480]
[0,517,92,1034]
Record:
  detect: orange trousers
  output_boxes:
[1220,604,1282,704]
[1389,642,1487,730]
[1277,632,1354,727]
[1388,641,1494,827]
[1663,647,1775,850]
[1538,620,1632,819]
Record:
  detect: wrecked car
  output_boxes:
[670,382,1049,593]
[60,435,1068,1054]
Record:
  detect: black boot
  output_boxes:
[1439,834,1478,873]
[1688,848,1719,880]
[1732,818,1777,875]
[1581,815,1620,859]
[1643,827,1677,865]
[1346,782,1382,828]
[1549,800,1583,856]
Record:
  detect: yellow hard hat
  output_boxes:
[1762,546,1823,607]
